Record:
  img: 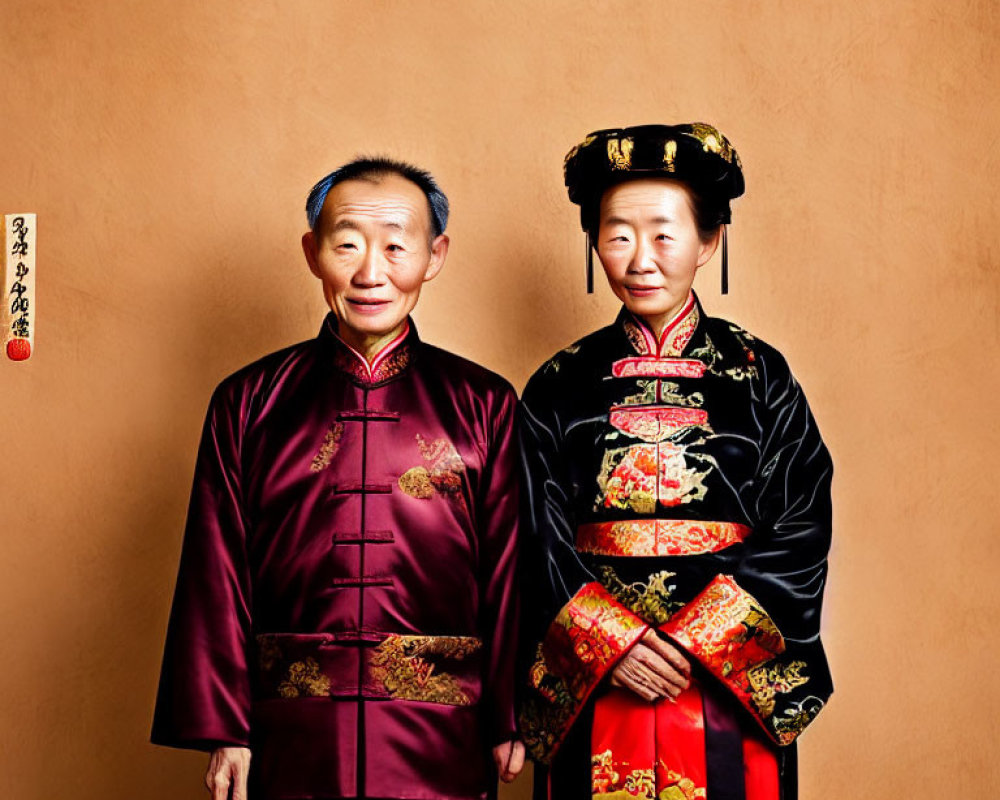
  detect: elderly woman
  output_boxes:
[518,124,833,800]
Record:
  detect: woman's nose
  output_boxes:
[629,238,656,273]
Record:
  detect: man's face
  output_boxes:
[302,174,448,345]
[596,178,718,330]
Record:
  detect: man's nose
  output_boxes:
[353,248,384,286]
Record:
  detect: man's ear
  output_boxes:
[695,227,721,269]
[423,234,450,283]
[302,231,322,278]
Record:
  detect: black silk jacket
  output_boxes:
[517,293,833,778]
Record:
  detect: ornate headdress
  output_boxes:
[563,123,745,293]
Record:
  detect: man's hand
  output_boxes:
[609,629,691,702]
[492,739,526,783]
[205,747,251,800]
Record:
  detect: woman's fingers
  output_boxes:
[642,630,692,676]
[610,649,667,702]
[632,643,690,696]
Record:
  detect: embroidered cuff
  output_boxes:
[659,575,808,744]
[520,582,649,763]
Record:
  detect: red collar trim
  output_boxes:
[623,292,699,357]
[326,318,415,386]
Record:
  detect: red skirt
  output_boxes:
[589,679,778,800]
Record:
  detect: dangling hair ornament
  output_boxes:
[721,225,729,295]
[586,233,594,294]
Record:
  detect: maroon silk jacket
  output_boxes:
[152,316,519,800]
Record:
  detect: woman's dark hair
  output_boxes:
[583,177,725,246]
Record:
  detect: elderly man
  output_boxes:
[152,158,525,800]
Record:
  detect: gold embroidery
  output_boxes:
[399,467,434,498]
[592,750,705,800]
[687,122,737,165]
[277,658,331,698]
[655,764,707,800]
[591,750,621,794]
[564,134,597,167]
[623,319,650,355]
[663,139,678,172]
[662,576,785,677]
[257,635,282,672]
[607,137,634,170]
[597,442,711,512]
[580,520,751,560]
[772,697,824,744]
[747,660,809,718]
[370,634,481,706]
[398,434,467,505]
[598,566,681,626]
[310,422,344,472]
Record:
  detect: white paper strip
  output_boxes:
[4,213,36,361]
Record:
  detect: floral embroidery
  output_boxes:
[579,520,751,559]
[277,658,331,698]
[597,443,712,512]
[398,434,467,508]
[310,422,344,472]
[598,566,682,626]
[369,634,480,706]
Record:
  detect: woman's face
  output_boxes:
[597,179,719,333]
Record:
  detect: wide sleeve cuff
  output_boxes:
[519,582,649,764]
[660,574,827,745]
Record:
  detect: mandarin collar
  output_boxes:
[320,314,419,386]
[617,291,702,357]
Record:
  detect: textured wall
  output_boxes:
[2,1,998,797]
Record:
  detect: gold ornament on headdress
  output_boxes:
[663,139,678,172]
[607,137,634,170]
[687,122,737,164]
[564,134,596,167]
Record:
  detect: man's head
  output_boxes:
[301,158,450,354]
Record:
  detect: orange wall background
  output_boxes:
[2,2,999,798]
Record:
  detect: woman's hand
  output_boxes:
[205,746,251,800]
[493,739,526,783]
[609,629,691,702]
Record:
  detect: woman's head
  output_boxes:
[564,123,744,307]
[595,178,720,332]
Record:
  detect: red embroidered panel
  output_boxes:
[609,406,709,442]
[612,357,707,379]
[577,519,751,557]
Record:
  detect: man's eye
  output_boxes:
[336,243,358,251]
[387,244,405,252]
